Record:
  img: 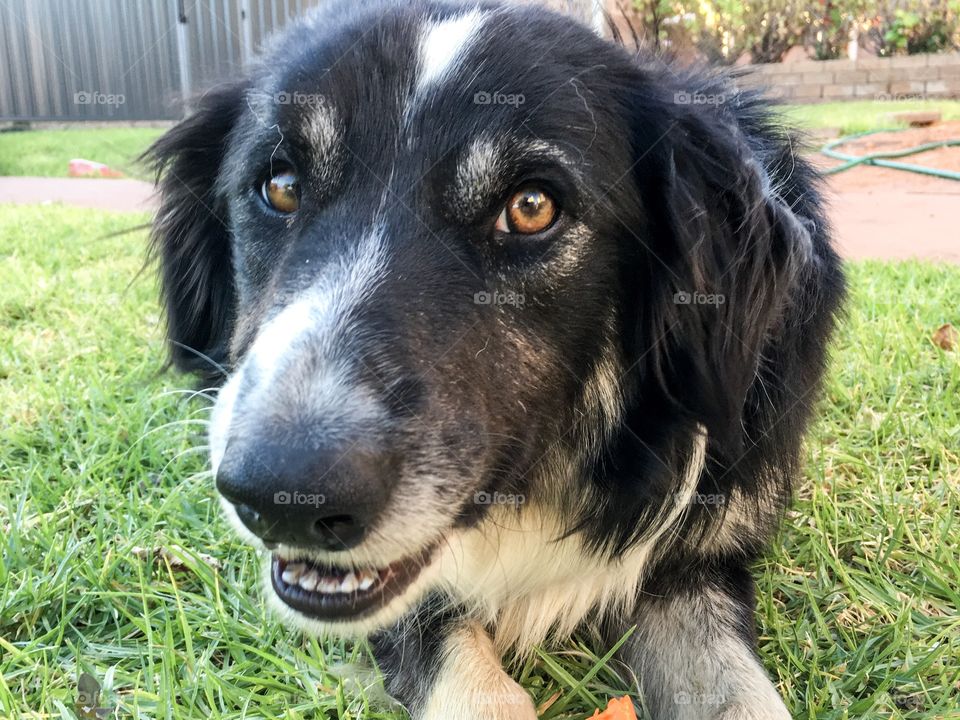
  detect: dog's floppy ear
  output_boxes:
[627,85,820,458]
[144,82,249,380]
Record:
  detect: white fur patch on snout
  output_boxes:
[208,227,388,477]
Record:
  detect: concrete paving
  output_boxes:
[0,177,156,212]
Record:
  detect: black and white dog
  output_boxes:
[147,1,844,717]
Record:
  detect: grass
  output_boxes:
[1,203,959,719]
[782,99,960,135]
[0,127,164,180]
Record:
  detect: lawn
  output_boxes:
[781,99,960,135]
[0,127,164,180]
[1,203,958,719]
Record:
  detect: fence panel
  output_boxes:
[0,0,603,121]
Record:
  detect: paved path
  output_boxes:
[0,176,156,212]
[831,188,960,264]
[1,176,958,263]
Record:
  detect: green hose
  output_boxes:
[820,128,960,181]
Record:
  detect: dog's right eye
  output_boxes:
[260,168,300,213]
[495,186,558,235]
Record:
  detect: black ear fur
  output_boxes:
[143,82,249,381]
[584,70,843,554]
[628,84,818,460]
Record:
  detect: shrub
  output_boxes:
[626,0,960,61]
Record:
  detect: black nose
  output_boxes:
[216,438,396,551]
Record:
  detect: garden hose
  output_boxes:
[820,128,960,181]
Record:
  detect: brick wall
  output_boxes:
[737,53,960,102]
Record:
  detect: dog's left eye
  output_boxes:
[495,186,558,235]
[261,168,300,213]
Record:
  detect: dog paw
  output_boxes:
[420,674,538,720]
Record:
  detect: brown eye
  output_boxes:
[495,186,558,235]
[261,168,299,213]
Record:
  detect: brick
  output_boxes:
[834,69,869,83]
[854,83,889,98]
[792,84,823,99]
[735,71,764,85]
[802,71,836,84]
[764,85,793,100]
[755,63,794,75]
[823,84,855,98]
[924,80,950,95]
[783,60,827,74]
[880,66,939,82]
[856,56,893,70]
[936,65,960,79]
[888,80,928,96]
[888,54,931,68]
[926,52,960,66]
[818,58,856,71]
[777,73,804,85]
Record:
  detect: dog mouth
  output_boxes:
[270,546,436,621]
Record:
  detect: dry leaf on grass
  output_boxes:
[131,544,222,571]
[932,323,959,351]
[589,696,638,719]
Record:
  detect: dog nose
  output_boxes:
[216,438,395,550]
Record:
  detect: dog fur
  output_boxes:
[146,1,845,717]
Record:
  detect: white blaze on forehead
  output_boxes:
[416,9,487,91]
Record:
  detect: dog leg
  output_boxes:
[372,605,536,720]
[421,622,537,720]
[616,576,791,720]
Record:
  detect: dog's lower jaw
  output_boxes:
[420,623,537,720]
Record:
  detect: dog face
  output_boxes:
[149,0,826,637]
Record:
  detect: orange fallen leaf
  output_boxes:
[589,695,637,720]
[932,323,958,351]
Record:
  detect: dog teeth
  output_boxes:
[281,562,306,584]
[317,577,340,593]
[283,562,381,595]
[298,569,319,592]
[340,571,358,593]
